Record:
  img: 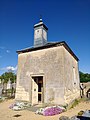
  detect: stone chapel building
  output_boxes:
[15,19,80,105]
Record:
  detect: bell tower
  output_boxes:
[34,18,48,47]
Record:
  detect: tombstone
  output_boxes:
[7,79,12,89]
[0,79,1,84]
[0,84,3,96]
[11,82,16,97]
[12,82,16,90]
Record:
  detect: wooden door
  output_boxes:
[32,78,38,105]
[32,76,43,104]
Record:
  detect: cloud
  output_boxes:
[0,65,17,73]
[6,50,10,53]
[0,56,2,58]
[0,47,10,53]
[6,66,17,71]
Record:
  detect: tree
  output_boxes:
[79,71,90,83]
[0,72,16,83]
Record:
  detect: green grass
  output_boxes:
[69,97,90,109]
[70,99,79,109]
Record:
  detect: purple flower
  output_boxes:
[43,106,63,116]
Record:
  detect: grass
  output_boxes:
[68,97,90,109]
[0,99,3,103]
[70,99,79,109]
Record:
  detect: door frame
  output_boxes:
[30,74,45,105]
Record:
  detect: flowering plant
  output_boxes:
[9,102,31,111]
[43,106,64,116]
[36,106,65,116]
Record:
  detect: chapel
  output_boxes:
[15,19,80,105]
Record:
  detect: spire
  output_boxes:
[34,17,48,47]
[39,15,43,23]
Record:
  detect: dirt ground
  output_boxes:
[0,99,90,120]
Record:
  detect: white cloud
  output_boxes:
[6,50,10,53]
[6,66,17,71]
[0,47,10,53]
[0,65,17,72]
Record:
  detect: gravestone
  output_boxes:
[0,84,3,96]
[7,79,12,89]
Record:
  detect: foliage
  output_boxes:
[78,110,84,116]
[0,72,16,83]
[79,71,90,83]
[70,99,79,109]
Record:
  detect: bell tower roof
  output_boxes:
[34,18,48,30]
[34,19,48,47]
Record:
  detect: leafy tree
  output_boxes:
[0,72,16,83]
[79,71,90,83]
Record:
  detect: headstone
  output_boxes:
[0,84,3,96]
[12,82,16,89]
[7,79,12,89]
[0,79,1,84]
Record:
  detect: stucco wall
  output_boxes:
[15,46,65,104]
[15,45,80,105]
[63,47,80,104]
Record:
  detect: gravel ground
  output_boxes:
[0,99,90,120]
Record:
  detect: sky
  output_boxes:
[0,0,90,75]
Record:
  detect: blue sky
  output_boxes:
[0,0,90,75]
